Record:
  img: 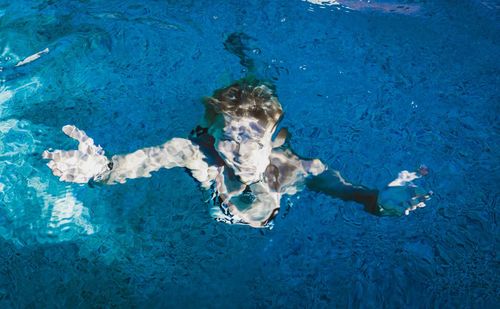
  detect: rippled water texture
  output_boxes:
[0,0,498,307]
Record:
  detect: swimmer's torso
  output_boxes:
[190,126,325,228]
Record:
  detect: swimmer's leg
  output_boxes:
[224,32,256,72]
[223,32,280,85]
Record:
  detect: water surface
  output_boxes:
[0,0,498,307]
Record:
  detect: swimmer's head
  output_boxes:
[204,81,283,130]
[203,81,283,184]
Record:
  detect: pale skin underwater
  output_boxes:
[42,31,432,228]
[42,80,432,228]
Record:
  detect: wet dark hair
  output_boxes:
[203,79,283,129]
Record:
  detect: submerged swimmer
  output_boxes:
[42,79,432,228]
[42,34,432,228]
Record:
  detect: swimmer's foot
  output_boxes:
[223,32,256,71]
[377,167,433,216]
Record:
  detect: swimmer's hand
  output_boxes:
[42,125,111,183]
[377,169,433,216]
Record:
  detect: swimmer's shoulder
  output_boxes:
[189,125,225,166]
[267,132,327,193]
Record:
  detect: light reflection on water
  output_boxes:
[0,3,137,247]
[30,178,96,239]
[303,0,421,15]
[0,119,97,244]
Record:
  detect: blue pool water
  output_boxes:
[0,0,498,307]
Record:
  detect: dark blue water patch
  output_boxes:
[0,0,498,307]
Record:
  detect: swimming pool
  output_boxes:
[0,0,498,307]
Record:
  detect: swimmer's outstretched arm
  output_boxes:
[305,166,432,217]
[42,125,217,187]
[305,169,380,214]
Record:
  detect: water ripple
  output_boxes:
[0,119,97,245]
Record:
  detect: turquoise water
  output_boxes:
[0,0,498,307]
